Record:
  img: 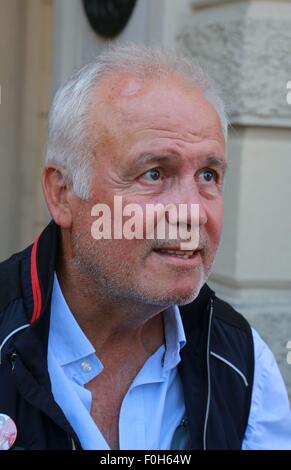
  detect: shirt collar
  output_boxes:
[49,273,187,372]
[162,304,187,372]
[49,273,97,366]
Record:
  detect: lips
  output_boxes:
[153,248,199,259]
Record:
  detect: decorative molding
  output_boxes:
[177,9,291,127]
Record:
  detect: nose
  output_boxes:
[165,180,208,229]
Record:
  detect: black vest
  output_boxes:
[179,287,254,449]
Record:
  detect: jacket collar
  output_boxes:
[11,221,58,381]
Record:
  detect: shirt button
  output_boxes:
[80,361,92,372]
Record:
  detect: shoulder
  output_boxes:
[181,287,255,390]
[0,246,32,347]
[213,295,252,332]
[0,245,31,313]
[210,295,254,390]
[242,327,291,450]
[211,295,254,361]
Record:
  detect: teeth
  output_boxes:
[158,249,195,258]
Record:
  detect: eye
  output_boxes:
[199,168,217,183]
[140,168,163,183]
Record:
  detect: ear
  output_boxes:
[42,165,74,229]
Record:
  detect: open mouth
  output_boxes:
[153,248,199,260]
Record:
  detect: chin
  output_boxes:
[173,288,201,306]
[151,283,203,307]
[171,276,204,301]
[176,293,200,306]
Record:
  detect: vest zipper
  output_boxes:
[203,297,214,450]
[10,352,18,372]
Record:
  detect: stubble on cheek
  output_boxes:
[70,206,220,306]
[71,223,147,297]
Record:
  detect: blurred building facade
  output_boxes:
[0,0,290,394]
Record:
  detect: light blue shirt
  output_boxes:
[48,274,291,450]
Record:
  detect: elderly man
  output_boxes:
[0,46,290,451]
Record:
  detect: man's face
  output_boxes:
[70,75,226,307]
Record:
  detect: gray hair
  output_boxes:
[46,44,228,200]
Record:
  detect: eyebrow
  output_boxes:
[136,153,179,166]
[124,154,178,176]
[135,153,227,173]
[204,156,228,175]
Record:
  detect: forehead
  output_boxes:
[88,73,225,161]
